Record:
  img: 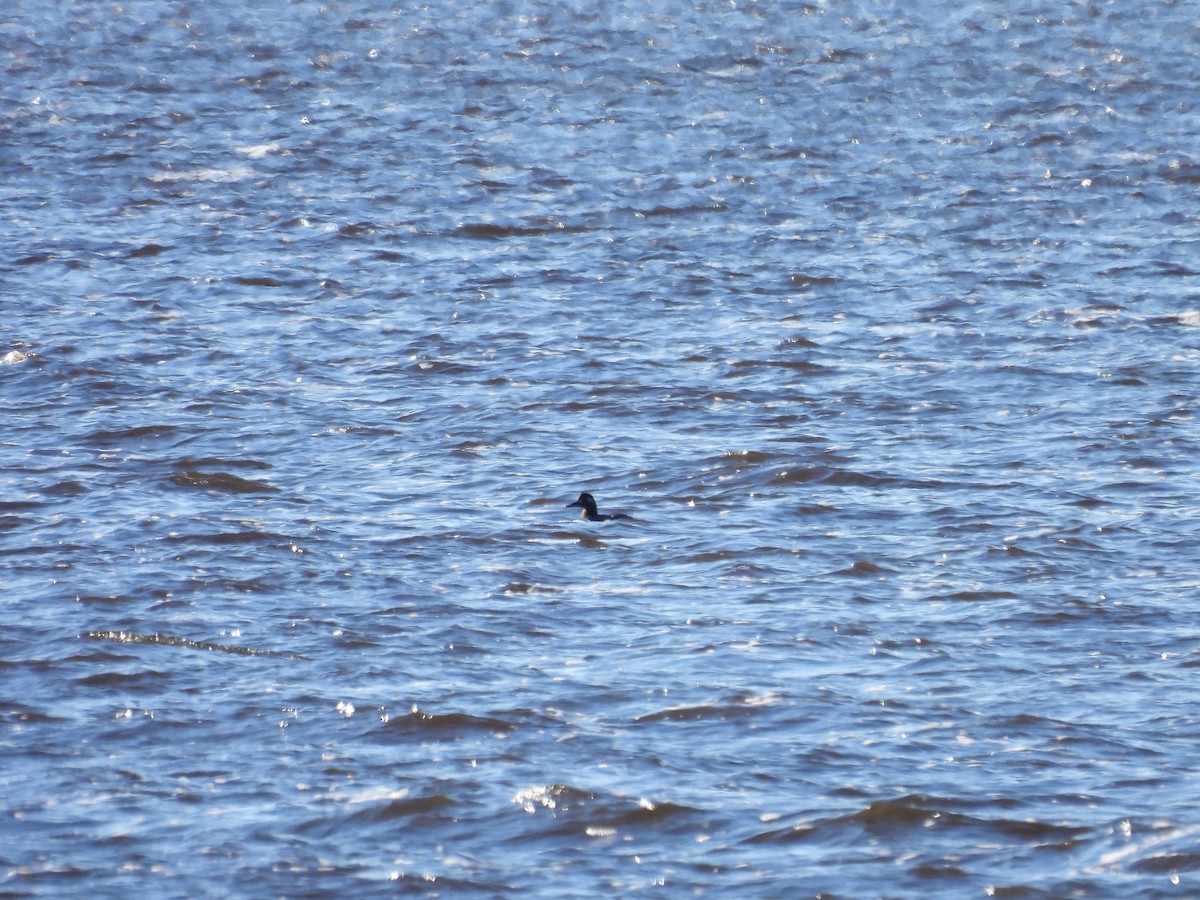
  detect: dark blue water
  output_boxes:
[4,1,1200,896]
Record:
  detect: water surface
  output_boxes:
[3,1,1200,896]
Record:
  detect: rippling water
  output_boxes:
[4,1,1200,896]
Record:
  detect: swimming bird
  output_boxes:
[566,491,631,522]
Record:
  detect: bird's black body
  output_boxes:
[566,492,631,522]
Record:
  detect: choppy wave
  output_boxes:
[3,0,1200,896]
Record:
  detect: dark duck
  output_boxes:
[566,491,631,522]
